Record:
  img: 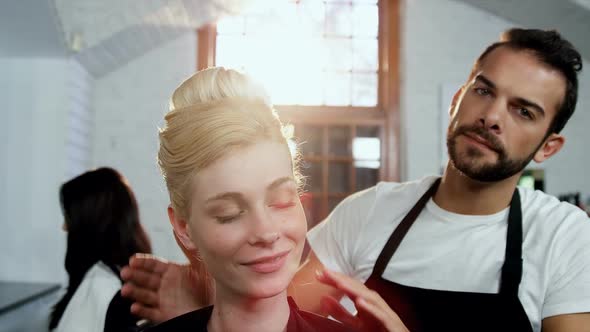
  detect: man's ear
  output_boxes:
[449,86,465,117]
[533,133,565,163]
[168,205,197,251]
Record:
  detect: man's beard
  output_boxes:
[447,125,538,182]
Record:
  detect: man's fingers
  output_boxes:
[356,298,389,326]
[320,296,360,328]
[316,269,372,302]
[130,303,162,323]
[356,297,408,332]
[121,283,159,307]
[120,266,161,290]
[129,253,170,274]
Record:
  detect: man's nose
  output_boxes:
[478,99,504,134]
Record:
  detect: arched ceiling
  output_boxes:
[1,0,588,77]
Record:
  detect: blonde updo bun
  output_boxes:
[158,67,299,218]
[169,67,271,111]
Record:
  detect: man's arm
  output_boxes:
[542,313,590,332]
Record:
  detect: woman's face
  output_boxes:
[183,141,307,300]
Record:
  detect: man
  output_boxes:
[122,29,589,331]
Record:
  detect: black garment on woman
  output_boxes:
[147,297,357,332]
[104,291,151,332]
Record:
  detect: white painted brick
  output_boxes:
[92,32,196,263]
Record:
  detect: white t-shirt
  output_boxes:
[55,262,121,332]
[307,175,590,332]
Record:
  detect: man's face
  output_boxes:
[447,46,566,182]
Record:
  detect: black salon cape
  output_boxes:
[146,297,357,332]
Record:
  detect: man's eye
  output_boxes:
[518,108,533,119]
[474,87,490,96]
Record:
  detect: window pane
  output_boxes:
[300,1,325,35]
[216,36,245,69]
[325,3,352,36]
[353,38,378,71]
[245,3,299,35]
[298,70,325,106]
[329,162,350,192]
[324,38,352,71]
[302,161,323,192]
[356,167,378,190]
[352,72,377,106]
[325,72,351,106]
[328,126,351,156]
[215,0,379,107]
[297,125,323,156]
[217,16,245,35]
[352,4,378,37]
[357,125,379,138]
[353,137,380,160]
[329,197,344,213]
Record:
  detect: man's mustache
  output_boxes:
[451,125,504,154]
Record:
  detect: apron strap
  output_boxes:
[499,189,523,297]
[370,179,524,299]
[371,178,441,278]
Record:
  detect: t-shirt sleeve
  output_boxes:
[306,187,377,277]
[542,208,590,318]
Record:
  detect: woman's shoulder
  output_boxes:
[145,306,213,332]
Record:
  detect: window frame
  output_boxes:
[196,0,400,184]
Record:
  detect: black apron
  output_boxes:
[360,178,533,331]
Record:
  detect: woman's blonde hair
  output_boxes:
[158,67,300,219]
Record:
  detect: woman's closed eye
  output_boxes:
[270,201,296,209]
[215,210,244,223]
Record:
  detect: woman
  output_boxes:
[149,67,405,331]
[151,67,352,331]
[50,167,152,332]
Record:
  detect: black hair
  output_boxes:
[49,167,152,329]
[472,28,583,134]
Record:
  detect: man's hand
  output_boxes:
[316,269,409,332]
[120,253,214,323]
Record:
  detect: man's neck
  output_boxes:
[208,289,290,332]
[433,164,521,215]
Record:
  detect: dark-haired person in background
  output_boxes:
[121,29,590,331]
[50,167,152,332]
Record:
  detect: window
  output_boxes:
[198,0,400,226]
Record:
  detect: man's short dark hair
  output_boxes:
[471,28,583,134]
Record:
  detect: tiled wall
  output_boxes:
[0,57,93,283]
[92,32,197,262]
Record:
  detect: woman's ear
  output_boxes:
[168,205,197,252]
[533,133,565,163]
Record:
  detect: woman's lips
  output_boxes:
[242,250,291,273]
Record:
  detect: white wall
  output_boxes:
[401,0,590,198]
[92,33,197,262]
[0,57,93,282]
